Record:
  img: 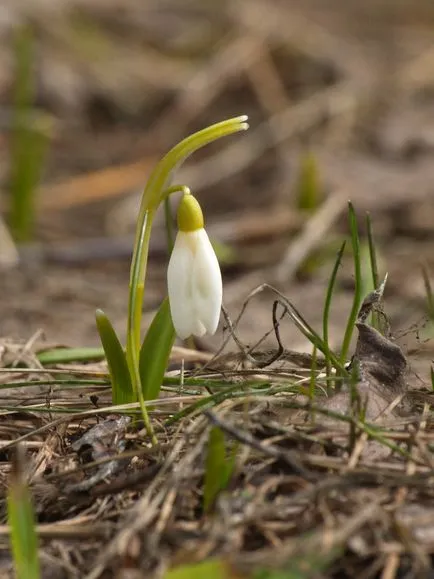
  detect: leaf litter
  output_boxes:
[0,280,434,578]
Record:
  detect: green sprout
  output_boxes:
[7,445,40,579]
[9,26,50,243]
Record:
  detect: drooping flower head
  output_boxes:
[167,194,222,339]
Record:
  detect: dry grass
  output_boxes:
[0,287,434,578]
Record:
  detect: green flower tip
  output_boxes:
[177,194,204,232]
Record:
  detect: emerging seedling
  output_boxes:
[7,445,40,579]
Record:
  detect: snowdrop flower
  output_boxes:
[167,193,222,339]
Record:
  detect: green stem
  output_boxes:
[127,117,248,391]
[124,117,248,440]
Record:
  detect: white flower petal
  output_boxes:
[167,228,223,339]
[167,232,196,339]
[191,229,222,335]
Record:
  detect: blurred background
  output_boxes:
[1,0,434,378]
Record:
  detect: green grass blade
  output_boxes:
[296,151,321,212]
[9,26,49,243]
[95,309,134,404]
[340,202,362,362]
[363,213,383,330]
[37,347,105,365]
[163,559,233,579]
[322,240,346,383]
[365,212,379,290]
[203,427,231,513]
[309,346,317,422]
[7,446,40,579]
[166,383,263,426]
[422,263,434,321]
[139,298,176,401]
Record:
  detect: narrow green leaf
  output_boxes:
[95,309,134,405]
[165,384,258,426]
[296,151,321,213]
[37,347,105,365]
[139,297,176,401]
[309,346,317,424]
[9,26,50,243]
[322,240,346,387]
[164,559,238,579]
[365,213,379,290]
[254,548,341,579]
[7,446,40,579]
[422,263,434,321]
[340,202,362,363]
[203,427,233,513]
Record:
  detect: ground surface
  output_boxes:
[1,1,434,577]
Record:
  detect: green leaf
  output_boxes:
[7,447,40,579]
[422,263,434,321]
[322,240,346,386]
[203,427,235,513]
[365,212,379,290]
[340,202,362,363]
[95,309,134,405]
[139,297,176,401]
[9,26,50,243]
[164,559,239,579]
[37,347,105,365]
[296,151,322,213]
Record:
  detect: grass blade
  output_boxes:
[422,263,434,321]
[203,427,235,513]
[7,445,40,579]
[139,297,176,401]
[163,559,235,579]
[309,346,317,422]
[365,212,379,290]
[37,347,105,365]
[322,240,346,383]
[9,26,49,243]
[340,202,362,363]
[95,309,134,404]
[296,151,321,212]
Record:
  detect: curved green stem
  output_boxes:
[125,117,248,439]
